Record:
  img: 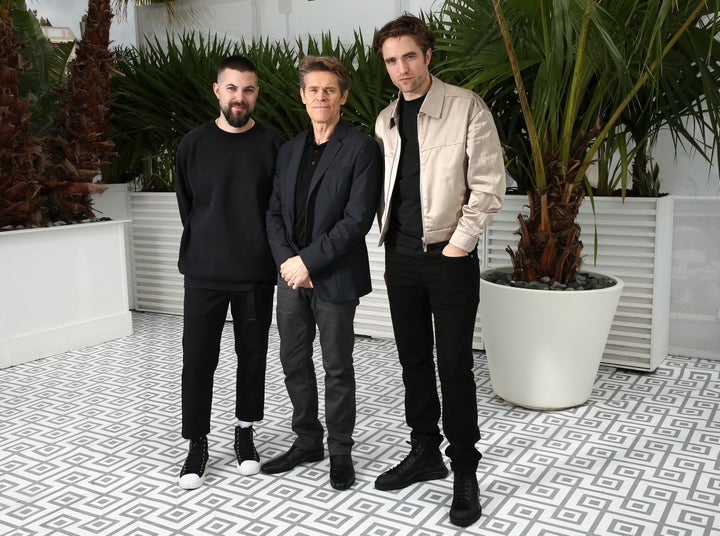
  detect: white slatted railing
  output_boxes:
[129,192,672,370]
[484,195,673,371]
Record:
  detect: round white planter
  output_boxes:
[479,268,624,410]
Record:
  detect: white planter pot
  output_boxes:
[479,268,623,410]
[0,221,133,368]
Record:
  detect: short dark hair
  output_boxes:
[217,55,256,78]
[298,55,350,93]
[372,14,436,59]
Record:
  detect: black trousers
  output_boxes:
[275,275,358,455]
[385,248,482,472]
[181,286,274,439]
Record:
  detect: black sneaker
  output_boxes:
[178,436,209,490]
[234,426,261,475]
[375,439,448,491]
[449,471,481,527]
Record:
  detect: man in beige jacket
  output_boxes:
[372,14,505,528]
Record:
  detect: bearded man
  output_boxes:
[174,55,284,490]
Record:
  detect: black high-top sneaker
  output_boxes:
[375,438,448,490]
[178,436,209,490]
[234,426,261,475]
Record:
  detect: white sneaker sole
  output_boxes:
[178,472,206,490]
[237,459,261,476]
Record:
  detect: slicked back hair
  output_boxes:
[298,55,350,94]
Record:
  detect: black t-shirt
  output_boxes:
[388,94,425,255]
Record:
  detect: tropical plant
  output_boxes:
[42,0,116,222]
[438,0,720,284]
[11,4,74,137]
[108,29,397,191]
[107,33,235,189]
[1,0,119,228]
[596,1,720,196]
[0,0,47,228]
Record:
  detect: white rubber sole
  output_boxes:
[178,472,206,490]
[237,459,261,476]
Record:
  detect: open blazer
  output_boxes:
[266,120,382,303]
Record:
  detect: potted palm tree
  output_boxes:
[437,0,720,408]
[0,0,132,368]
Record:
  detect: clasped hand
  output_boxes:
[280,255,313,289]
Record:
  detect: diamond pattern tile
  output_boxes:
[1,312,719,535]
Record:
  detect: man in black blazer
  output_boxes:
[263,55,382,490]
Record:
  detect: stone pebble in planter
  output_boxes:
[1,217,113,232]
[481,270,617,291]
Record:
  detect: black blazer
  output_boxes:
[266,120,382,303]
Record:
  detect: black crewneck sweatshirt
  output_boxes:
[175,119,284,290]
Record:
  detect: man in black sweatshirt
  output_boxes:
[174,55,284,490]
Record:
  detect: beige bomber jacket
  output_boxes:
[375,75,506,252]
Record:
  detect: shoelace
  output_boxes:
[390,441,421,471]
[183,437,207,473]
[453,474,474,504]
[235,428,257,460]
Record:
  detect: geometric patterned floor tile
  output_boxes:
[1,312,719,536]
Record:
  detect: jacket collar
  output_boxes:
[388,74,445,127]
[305,118,350,146]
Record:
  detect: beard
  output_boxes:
[222,102,253,128]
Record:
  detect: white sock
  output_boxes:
[236,420,254,428]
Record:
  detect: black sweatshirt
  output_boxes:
[175,119,284,290]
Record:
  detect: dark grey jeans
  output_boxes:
[275,275,358,455]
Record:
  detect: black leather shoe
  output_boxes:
[449,471,481,527]
[260,445,324,475]
[329,455,355,490]
[375,439,448,491]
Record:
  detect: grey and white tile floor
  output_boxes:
[1,312,719,536]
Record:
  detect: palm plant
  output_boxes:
[109,32,236,189]
[109,29,397,191]
[42,0,115,222]
[596,0,720,196]
[0,0,47,228]
[439,0,720,284]
[1,0,122,227]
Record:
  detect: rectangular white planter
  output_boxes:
[483,195,674,372]
[0,220,133,368]
[92,183,135,309]
[129,192,185,315]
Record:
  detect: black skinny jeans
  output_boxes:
[385,248,482,472]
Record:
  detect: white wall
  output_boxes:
[654,129,720,196]
[136,0,441,49]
